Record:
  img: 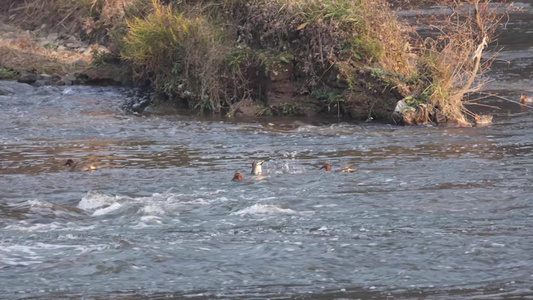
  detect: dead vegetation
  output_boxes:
[0,0,512,123]
[401,0,512,125]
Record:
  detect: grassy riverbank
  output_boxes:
[0,0,510,124]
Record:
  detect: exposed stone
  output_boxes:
[72,59,88,67]
[17,70,38,84]
[51,73,62,81]
[0,80,34,95]
[34,74,57,86]
[66,41,84,49]
[80,65,124,85]
[33,80,45,87]
[232,98,262,117]
[63,73,77,85]
[46,33,59,41]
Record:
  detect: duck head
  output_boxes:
[521,94,529,103]
[251,160,264,175]
[233,172,243,181]
[64,159,75,167]
[320,163,332,172]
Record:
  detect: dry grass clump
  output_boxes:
[4,0,147,48]
[0,34,89,74]
[119,0,415,114]
[122,0,232,112]
[234,0,414,77]
[413,0,511,122]
[2,0,508,121]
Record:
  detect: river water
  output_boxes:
[1,3,533,300]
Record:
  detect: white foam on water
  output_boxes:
[78,190,124,211]
[5,221,97,233]
[91,202,123,216]
[140,203,167,215]
[27,199,53,208]
[232,203,312,217]
[131,215,165,229]
[5,222,63,232]
[0,243,109,266]
[61,88,75,95]
[78,189,224,217]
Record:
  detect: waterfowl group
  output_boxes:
[233,160,356,180]
[320,163,356,173]
[233,160,267,181]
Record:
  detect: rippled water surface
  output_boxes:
[1,5,533,300]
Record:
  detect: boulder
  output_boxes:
[17,71,39,84]
[0,80,34,95]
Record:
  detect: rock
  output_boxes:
[51,73,62,81]
[80,66,124,85]
[232,98,262,117]
[63,74,77,85]
[33,80,45,87]
[0,80,34,95]
[46,33,59,41]
[40,74,52,80]
[17,71,38,84]
[392,99,408,124]
[34,74,56,86]
[72,59,88,67]
[66,41,83,49]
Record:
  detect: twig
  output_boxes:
[465,103,500,109]
[471,93,533,109]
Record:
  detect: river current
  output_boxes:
[1,3,533,300]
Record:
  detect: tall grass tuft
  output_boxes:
[121,0,231,111]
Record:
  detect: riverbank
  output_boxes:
[0,19,125,86]
[0,0,511,125]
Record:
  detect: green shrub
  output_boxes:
[0,68,16,80]
[121,0,231,111]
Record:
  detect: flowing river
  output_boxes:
[1,3,533,300]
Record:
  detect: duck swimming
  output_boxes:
[520,94,531,104]
[63,159,97,171]
[251,160,265,175]
[232,172,243,181]
[320,163,356,173]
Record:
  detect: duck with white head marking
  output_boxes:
[251,160,265,175]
